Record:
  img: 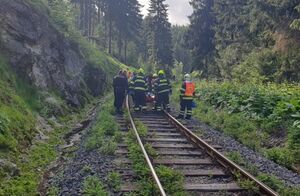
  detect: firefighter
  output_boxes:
[154,70,171,112]
[151,73,158,92]
[128,72,136,102]
[113,70,128,114]
[133,68,147,111]
[177,74,195,120]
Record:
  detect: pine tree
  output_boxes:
[147,0,174,73]
[185,0,216,76]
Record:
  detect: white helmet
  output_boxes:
[184,74,191,81]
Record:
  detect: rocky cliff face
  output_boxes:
[0,0,106,107]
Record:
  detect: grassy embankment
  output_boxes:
[0,0,127,194]
[171,80,300,194]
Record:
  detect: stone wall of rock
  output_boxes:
[0,0,106,107]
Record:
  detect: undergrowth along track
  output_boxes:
[116,96,278,195]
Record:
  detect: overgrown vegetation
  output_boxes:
[0,103,95,195]
[83,176,108,196]
[226,151,300,195]
[125,120,185,195]
[107,171,121,192]
[85,100,119,155]
[177,80,300,169]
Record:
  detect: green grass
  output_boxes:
[84,98,119,155]
[226,151,300,195]
[0,102,97,195]
[83,176,108,196]
[108,171,121,192]
[0,57,37,153]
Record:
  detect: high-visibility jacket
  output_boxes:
[180,81,195,100]
[128,77,135,92]
[154,77,171,94]
[134,74,147,92]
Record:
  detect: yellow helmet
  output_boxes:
[138,68,144,74]
[158,70,165,75]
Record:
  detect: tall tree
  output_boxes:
[147,0,174,73]
[185,0,216,76]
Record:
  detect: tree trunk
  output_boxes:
[79,0,84,31]
[109,18,112,54]
[124,38,127,64]
[118,30,123,59]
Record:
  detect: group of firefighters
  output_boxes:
[113,68,196,120]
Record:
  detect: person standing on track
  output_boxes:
[113,70,128,114]
[128,72,136,103]
[154,70,172,112]
[133,68,148,111]
[177,74,196,120]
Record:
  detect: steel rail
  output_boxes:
[163,110,279,196]
[125,96,167,196]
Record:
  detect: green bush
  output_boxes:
[266,148,294,168]
[100,139,117,155]
[257,174,284,191]
[108,172,121,192]
[186,80,300,168]
[156,166,185,195]
[83,176,107,196]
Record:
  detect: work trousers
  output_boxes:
[156,92,170,111]
[114,91,125,112]
[134,91,146,111]
[179,99,193,119]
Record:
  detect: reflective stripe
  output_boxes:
[142,106,147,109]
[135,79,145,83]
[135,87,146,91]
[158,83,168,87]
[182,96,193,100]
[158,89,170,94]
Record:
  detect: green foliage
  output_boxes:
[100,139,117,155]
[186,0,300,82]
[134,120,148,138]
[173,80,300,168]
[147,0,174,73]
[234,172,259,194]
[0,57,37,152]
[81,165,93,174]
[83,176,107,196]
[108,172,121,192]
[126,130,156,194]
[266,148,294,168]
[85,99,120,154]
[226,152,246,166]
[233,48,300,83]
[47,186,59,196]
[290,4,300,30]
[257,173,284,191]
[288,126,300,163]
[47,0,77,35]
[145,143,158,159]
[156,166,186,195]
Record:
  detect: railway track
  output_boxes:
[114,96,278,195]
